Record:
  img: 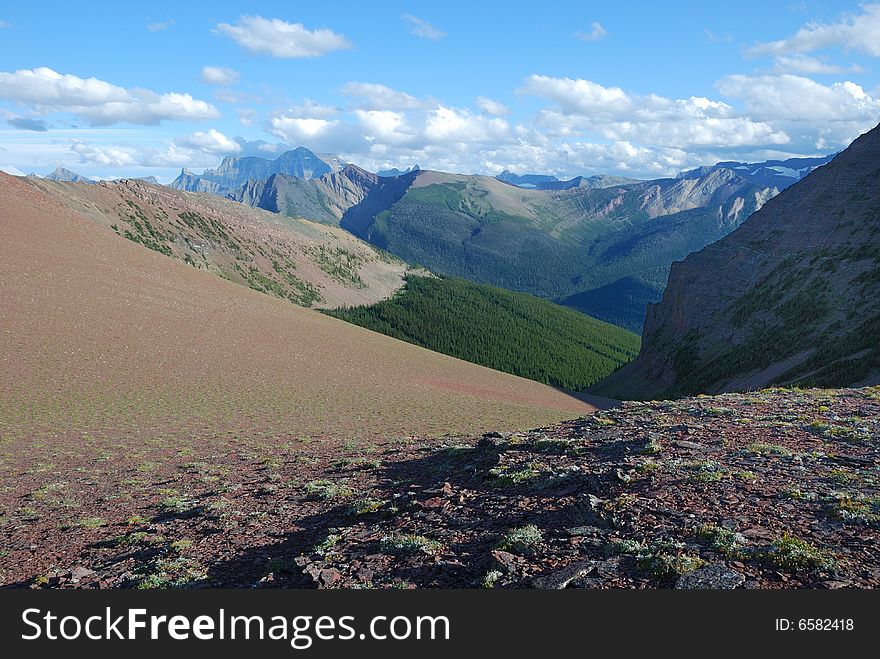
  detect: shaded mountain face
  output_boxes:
[596,123,880,400]
[341,167,775,330]
[170,147,343,193]
[227,164,382,225]
[43,166,93,183]
[677,154,834,191]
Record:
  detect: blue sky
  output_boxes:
[1,1,879,181]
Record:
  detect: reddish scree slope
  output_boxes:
[0,172,595,443]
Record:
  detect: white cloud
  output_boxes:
[70,130,243,170]
[0,20,10,29]
[519,75,632,117]
[520,74,789,149]
[575,22,607,42]
[354,110,415,145]
[0,67,219,125]
[772,54,862,74]
[341,81,422,110]
[215,16,351,58]
[476,96,509,116]
[402,14,446,40]
[424,106,511,144]
[147,19,175,32]
[716,74,879,122]
[70,141,140,167]
[174,129,241,154]
[748,3,880,57]
[201,66,240,85]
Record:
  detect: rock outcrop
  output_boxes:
[596,122,880,399]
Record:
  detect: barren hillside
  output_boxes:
[23,175,413,310]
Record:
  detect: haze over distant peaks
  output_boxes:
[497,170,639,190]
[170,147,346,194]
[377,164,420,177]
[676,154,834,191]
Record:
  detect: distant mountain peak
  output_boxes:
[171,147,346,193]
[676,154,835,191]
[377,164,420,178]
[496,170,637,190]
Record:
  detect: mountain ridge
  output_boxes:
[595,123,880,398]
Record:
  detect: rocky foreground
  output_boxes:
[281,387,880,589]
[6,387,879,589]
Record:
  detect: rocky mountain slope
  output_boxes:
[8,386,877,589]
[597,123,880,399]
[22,174,415,310]
[227,164,380,225]
[170,147,343,193]
[341,168,775,331]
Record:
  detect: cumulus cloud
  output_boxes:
[519,75,632,117]
[519,74,788,148]
[716,74,879,122]
[174,129,241,154]
[476,96,509,116]
[424,106,511,144]
[402,14,446,40]
[215,16,352,58]
[201,66,240,85]
[575,22,607,42]
[265,102,360,154]
[0,67,219,125]
[748,3,880,57]
[70,129,245,169]
[71,141,141,167]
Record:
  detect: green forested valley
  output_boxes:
[326,275,641,390]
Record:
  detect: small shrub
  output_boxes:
[380,533,442,556]
[304,479,353,500]
[495,525,543,553]
[347,497,383,516]
[313,533,341,556]
[481,570,503,588]
[756,534,836,571]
